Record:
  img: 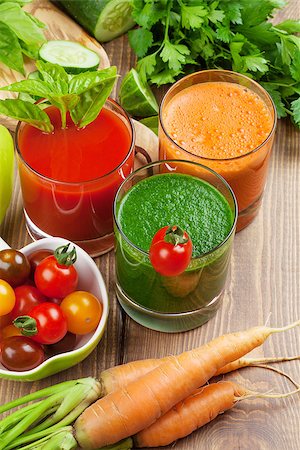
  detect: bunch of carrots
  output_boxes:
[0,321,299,450]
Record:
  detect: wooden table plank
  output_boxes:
[0,2,300,449]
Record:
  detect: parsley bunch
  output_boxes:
[129,0,300,127]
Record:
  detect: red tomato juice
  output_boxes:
[17,105,133,243]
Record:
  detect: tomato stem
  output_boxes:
[54,243,77,266]
[13,316,38,337]
[164,225,189,246]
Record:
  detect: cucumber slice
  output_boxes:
[58,0,135,43]
[39,40,100,74]
[119,69,159,118]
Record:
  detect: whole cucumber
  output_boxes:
[57,0,135,42]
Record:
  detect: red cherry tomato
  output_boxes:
[11,285,46,320]
[27,249,53,279]
[14,302,68,345]
[0,336,44,371]
[0,249,30,287]
[60,291,102,335]
[34,244,78,299]
[149,225,193,277]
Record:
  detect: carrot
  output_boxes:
[101,354,300,393]
[134,379,300,448]
[1,321,299,450]
[135,381,247,447]
[215,355,300,376]
[74,321,300,449]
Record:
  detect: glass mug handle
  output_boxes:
[135,146,152,165]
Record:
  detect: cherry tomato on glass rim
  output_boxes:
[0,249,30,287]
[0,280,15,316]
[60,291,102,335]
[13,302,67,345]
[149,225,193,277]
[11,285,46,320]
[0,336,44,371]
[34,244,78,298]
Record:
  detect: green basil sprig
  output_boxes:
[0,62,118,131]
[0,1,46,74]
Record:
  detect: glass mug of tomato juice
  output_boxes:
[159,70,277,231]
[16,99,135,257]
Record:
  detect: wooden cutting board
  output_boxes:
[0,0,110,131]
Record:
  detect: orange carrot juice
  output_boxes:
[159,70,276,230]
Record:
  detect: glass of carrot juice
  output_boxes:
[159,70,277,231]
[16,99,135,257]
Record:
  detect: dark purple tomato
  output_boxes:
[0,249,30,287]
[27,250,53,279]
[0,336,44,371]
[45,332,77,356]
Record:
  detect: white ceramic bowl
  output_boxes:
[0,237,109,381]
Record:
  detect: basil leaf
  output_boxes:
[19,40,40,60]
[69,66,117,95]
[0,3,45,47]
[0,99,53,132]
[70,76,117,128]
[0,0,31,4]
[36,60,69,94]
[0,21,24,74]
[48,94,80,128]
[0,79,54,98]
[24,11,46,29]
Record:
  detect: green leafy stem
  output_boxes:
[0,61,118,132]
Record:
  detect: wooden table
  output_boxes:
[0,2,299,449]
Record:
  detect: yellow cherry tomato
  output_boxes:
[60,291,102,335]
[1,324,22,341]
[0,280,15,316]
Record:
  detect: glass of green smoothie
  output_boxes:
[113,160,237,332]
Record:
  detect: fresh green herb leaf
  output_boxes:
[0,3,45,47]
[69,66,117,95]
[180,4,208,30]
[291,97,300,126]
[261,83,287,118]
[70,74,116,128]
[0,79,54,98]
[275,19,300,34]
[36,60,69,94]
[131,0,166,29]
[0,21,24,74]
[128,28,153,58]
[160,41,190,71]
[136,53,157,81]
[0,61,117,131]
[140,115,158,135]
[0,99,53,132]
[244,55,269,73]
[129,0,300,128]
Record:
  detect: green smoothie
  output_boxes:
[114,170,236,332]
[118,173,233,257]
